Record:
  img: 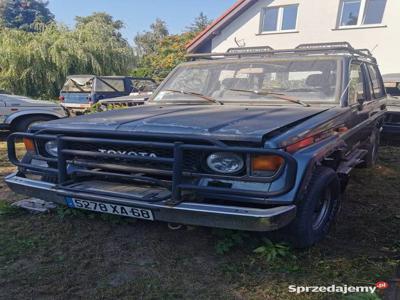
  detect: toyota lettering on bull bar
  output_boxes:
[98,149,158,158]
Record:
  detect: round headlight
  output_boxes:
[206,152,244,174]
[45,140,58,157]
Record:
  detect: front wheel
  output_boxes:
[283,167,341,248]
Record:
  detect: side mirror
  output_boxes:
[355,93,366,110]
[357,92,365,106]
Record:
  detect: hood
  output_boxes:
[36,104,329,142]
[0,94,59,107]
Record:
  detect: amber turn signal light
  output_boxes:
[23,138,36,153]
[252,155,284,172]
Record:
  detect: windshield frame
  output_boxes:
[150,56,343,106]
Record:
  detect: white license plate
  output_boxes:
[65,198,154,220]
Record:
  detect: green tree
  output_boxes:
[75,12,125,41]
[186,12,212,34]
[132,32,195,81]
[0,12,134,98]
[0,0,54,31]
[75,12,124,30]
[132,14,211,81]
[134,18,169,56]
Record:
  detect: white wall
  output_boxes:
[211,0,400,74]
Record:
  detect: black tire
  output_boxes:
[12,115,55,132]
[359,127,380,168]
[284,167,341,248]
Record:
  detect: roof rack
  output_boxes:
[186,42,377,63]
[295,42,375,59]
[296,41,353,50]
[227,46,274,53]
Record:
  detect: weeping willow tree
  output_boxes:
[0,13,135,99]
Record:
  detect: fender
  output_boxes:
[292,110,386,203]
[4,108,67,125]
[292,135,347,203]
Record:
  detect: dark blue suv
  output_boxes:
[7,43,387,248]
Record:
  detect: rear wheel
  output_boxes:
[12,115,56,132]
[359,127,380,168]
[283,167,341,248]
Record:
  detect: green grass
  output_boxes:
[0,137,399,299]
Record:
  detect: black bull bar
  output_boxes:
[7,132,298,203]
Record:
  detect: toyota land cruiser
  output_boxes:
[6,43,387,248]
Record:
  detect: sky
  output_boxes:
[48,0,237,42]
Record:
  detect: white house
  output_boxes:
[186,0,400,75]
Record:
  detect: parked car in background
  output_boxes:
[382,74,400,143]
[6,43,387,248]
[0,94,67,132]
[60,75,156,114]
[95,81,157,112]
[383,74,400,95]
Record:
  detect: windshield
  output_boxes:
[153,59,339,104]
[62,76,93,93]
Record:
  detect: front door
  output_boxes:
[345,61,369,150]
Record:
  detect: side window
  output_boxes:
[367,64,385,99]
[348,63,365,105]
[95,79,126,93]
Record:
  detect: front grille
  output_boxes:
[42,141,205,173]
[36,136,256,178]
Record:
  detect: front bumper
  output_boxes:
[5,173,296,232]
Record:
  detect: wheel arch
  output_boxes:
[293,139,347,204]
[9,113,60,130]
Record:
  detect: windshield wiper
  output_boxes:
[228,88,311,107]
[163,89,224,105]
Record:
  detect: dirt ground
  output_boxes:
[0,131,399,300]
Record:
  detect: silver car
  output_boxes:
[0,94,68,132]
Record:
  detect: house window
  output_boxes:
[261,5,298,33]
[339,0,387,27]
[363,0,387,24]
